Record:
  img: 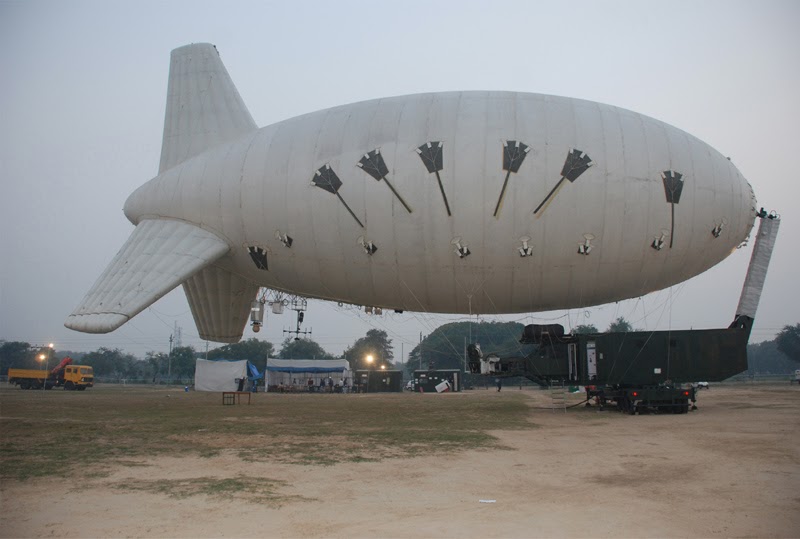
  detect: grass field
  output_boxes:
[0,385,534,483]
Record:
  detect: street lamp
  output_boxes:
[37,343,54,391]
[380,365,386,370]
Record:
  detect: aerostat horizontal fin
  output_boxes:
[64,219,230,333]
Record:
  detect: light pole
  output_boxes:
[168,334,174,385]
[363,354,375,393]
[419,333,424,370]
[37,343,54,391]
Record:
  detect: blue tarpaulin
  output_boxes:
[265,359,351,374]
[247,361,263,380]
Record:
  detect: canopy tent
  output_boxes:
[265,359,352,389]
[266,359,350,373]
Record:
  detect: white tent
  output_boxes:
[194,359,248,392]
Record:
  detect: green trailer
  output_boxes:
[467,212,780,415]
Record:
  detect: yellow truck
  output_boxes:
[8,357,94,390]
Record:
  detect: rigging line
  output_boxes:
[516,312,572,324]
[454,271,493,303]
[416,313,464,359]
[351,312,421,358]
[480,290,528,357]
[630,295,669,327]
[97,324,153,348]
[612,299,621,328]
[147,306,179,331]
[612,283,680,382]
[607,325,639,380]
[630,282,688,328]
[120,317,149,337]
[399,275,430,314]
[604,290,674,381]
[413,310,476,359]
[148,306,192,318]
[625,293,649,326]
[410,343,471,356]
[329,302,417,347]
[667,285,672,377]
[114,322,161,346]
[406,309,441,335]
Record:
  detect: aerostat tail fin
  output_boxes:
[159,43,258,173]
[183,266,260,343]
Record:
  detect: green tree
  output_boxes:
[407,321,527,374]
[56,350,87,363]
[82,347,141,378]
[146,351,168,382]
[776,324,800,363]
[606,317,633,333]
[207,338,274,362]
[572,324,598,334]
[0,341,33,374]
[747,339,796,374]
[168,346,198,381]
[344,329,394,370]
[278,337,334,359]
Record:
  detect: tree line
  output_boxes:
[2,322,797,381]
[0,329,395,382]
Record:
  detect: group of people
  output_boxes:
[305,376,349,393]
[268,376,351,393]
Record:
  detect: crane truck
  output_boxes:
[7,357,94,390]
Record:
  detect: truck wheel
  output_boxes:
[64,381,75,391]
[20,381,30,390]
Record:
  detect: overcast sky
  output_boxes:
[1,0,798,361]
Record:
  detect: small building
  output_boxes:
[354,369,403,393]
[413,369,463,392]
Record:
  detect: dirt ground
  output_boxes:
[1,384,798,538]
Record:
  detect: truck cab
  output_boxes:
[61,365,94,390]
